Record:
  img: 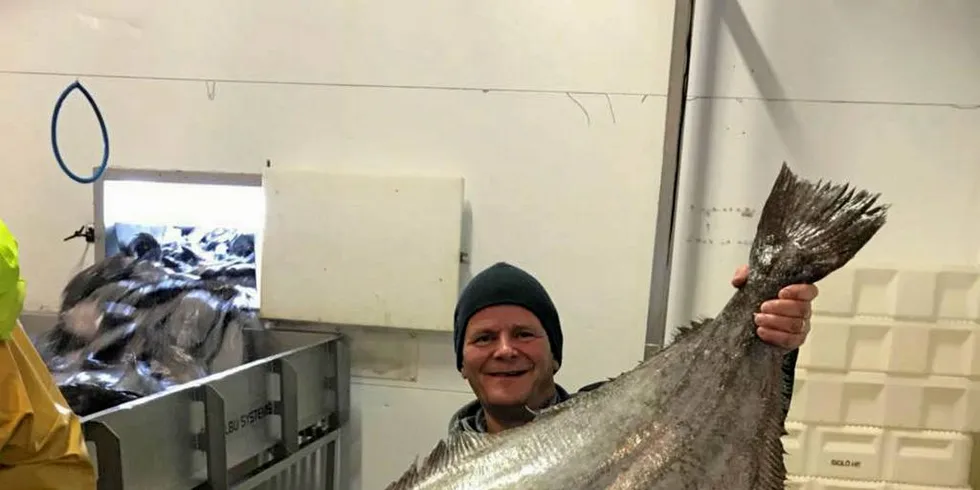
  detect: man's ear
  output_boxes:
[552,360,559,373]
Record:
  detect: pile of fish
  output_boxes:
[33,224,264,417]
[384,164,889,490]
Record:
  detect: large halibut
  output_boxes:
[385,163,888,490]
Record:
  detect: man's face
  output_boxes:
[460,304,557,410]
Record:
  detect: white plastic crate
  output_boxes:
[796,319,980,378]
[782,423,971,487]
[881,430,972,486]
[787,371,980,432]
[785,477,972,489]
[813,267,980,322]
[786,265,980,489]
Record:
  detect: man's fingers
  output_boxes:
[755,312,809,334]
[756,327,803,350]
[759,299,810,319]
[731,265,749,288]
[778,283,819,302]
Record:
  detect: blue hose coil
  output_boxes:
[50,80,110,184]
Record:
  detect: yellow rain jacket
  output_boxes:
[0,220,97,489]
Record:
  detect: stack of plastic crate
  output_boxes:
[783,265,977,490]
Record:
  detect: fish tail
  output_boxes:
[747,163,888,290]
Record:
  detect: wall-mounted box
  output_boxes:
[259,168,464,332]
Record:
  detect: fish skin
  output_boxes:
[385,163,889,490]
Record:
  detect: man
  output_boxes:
[449,262,817,435]
[0,219,97,489]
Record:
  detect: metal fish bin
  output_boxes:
[79,328,351,490]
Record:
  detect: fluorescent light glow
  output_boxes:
[103,180,265,232]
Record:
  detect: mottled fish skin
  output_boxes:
[386,163,888,490]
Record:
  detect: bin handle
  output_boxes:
[276,357,300,454]
[82,419,124,490]
[195,384,229,490]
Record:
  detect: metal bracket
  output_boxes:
[194,384,229,490]
[644,0,697,359]
[274,357,300,454]
[64,224,96,243]
[82,419,124,490]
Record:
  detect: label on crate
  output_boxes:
[829,458,862,469]
[226,401,275,435]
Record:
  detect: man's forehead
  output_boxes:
[470,304,538,321]
[469,321,534,331]
[466,320,546,338]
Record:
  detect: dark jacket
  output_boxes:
[448,348,799,435]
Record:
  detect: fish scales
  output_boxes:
[385,163,889,490]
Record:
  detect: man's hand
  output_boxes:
[731,265,818,350]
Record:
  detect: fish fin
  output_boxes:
[754,416,789,489]
[748,163,888,287]
[385,460,419,490]
[384,431,493,490]
[671,317,713,342]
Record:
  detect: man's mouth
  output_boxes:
[487,369,530,378]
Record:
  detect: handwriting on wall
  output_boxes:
[685,205,757,246]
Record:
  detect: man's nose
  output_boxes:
[492,336,518,358]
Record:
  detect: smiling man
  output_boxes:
[448,262,817,435]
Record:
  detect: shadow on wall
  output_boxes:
[674,0,806,322]
[347,401,365,490]
[338,194,471,489]
[722,1,807,158]
[458,201,474,286]
[972,433,980,488]
[672,0,723,326]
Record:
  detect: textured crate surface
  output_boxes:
[796,319,980,378]
[785,476,972,489]
[782,422,972,487]
[787,266,980,489]
[813,267,980,322]
[787,371,980,432]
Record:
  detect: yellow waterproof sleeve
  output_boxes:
[0,220,23,341]
[0,218,97,489]
[0,322,97,489]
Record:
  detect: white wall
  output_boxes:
[668,0,980,331]
[670,1,980,488]
[0,2,676,489]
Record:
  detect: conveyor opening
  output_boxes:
[34,169,276,418]
[101,176,265,308]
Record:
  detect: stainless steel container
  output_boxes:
[80,328,351,490]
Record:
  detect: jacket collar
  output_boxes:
[448,384,572,435]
